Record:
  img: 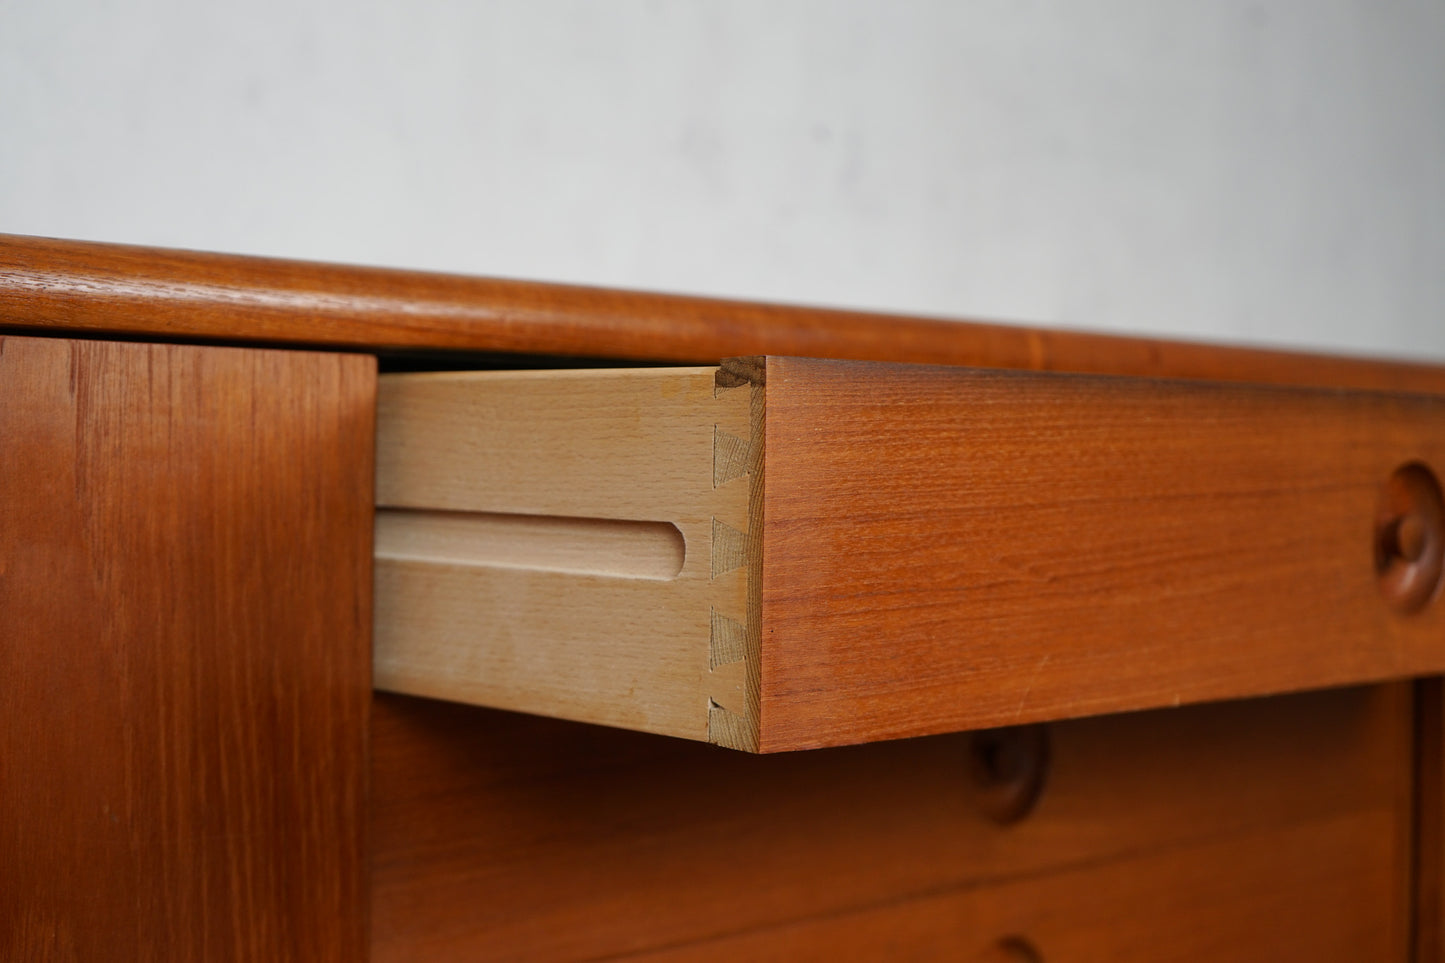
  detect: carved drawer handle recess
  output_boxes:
[1376,463,1445,613]
[970,725,1050,825]
[987,936,1043,963]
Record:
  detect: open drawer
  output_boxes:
[374,356,1445,751]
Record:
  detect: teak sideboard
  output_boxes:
[4,234,1444,961]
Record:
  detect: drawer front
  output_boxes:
[628,820,1403,962]
[371,684,1413,961]
[376,358,1445,751]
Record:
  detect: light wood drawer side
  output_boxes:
[375,365,761,749]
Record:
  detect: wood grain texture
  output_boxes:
[1415,677,1444,963]
[758,356,1445,750]
[371,684,1412,962]
[373,367,759,747]
[3,233,1444,394]
[625,816,1405,962]
[0,336,375,961]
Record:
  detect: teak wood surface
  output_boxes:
[624,820,1400,962]
[3,233,1445,394]
[4,235,1444,961]
[0,335,375,960]
[756,356,1445,749]
[372,684,1411,961]
[1416,678,1445,963]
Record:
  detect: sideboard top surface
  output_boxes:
[2,233,1442,394]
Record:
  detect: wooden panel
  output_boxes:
[0,336,375,961]
[371,684,1412,962]
[626,815,1406,962]
[373,367,760,747]
[759,356,1445,749]
[3,234,1444,394]
[1415,677,1444,963]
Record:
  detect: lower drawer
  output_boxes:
[371,682,1413,961]
[632,818,1401,962]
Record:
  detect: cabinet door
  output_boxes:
[0,336,375,961]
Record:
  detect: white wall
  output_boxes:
[3,1,1442,360]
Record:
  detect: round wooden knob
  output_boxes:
[1375,463,1445,613]
[969,725,1049,824]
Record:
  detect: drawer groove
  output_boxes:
[375,509,687,581]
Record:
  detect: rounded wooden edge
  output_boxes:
[4,234,1445,395]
